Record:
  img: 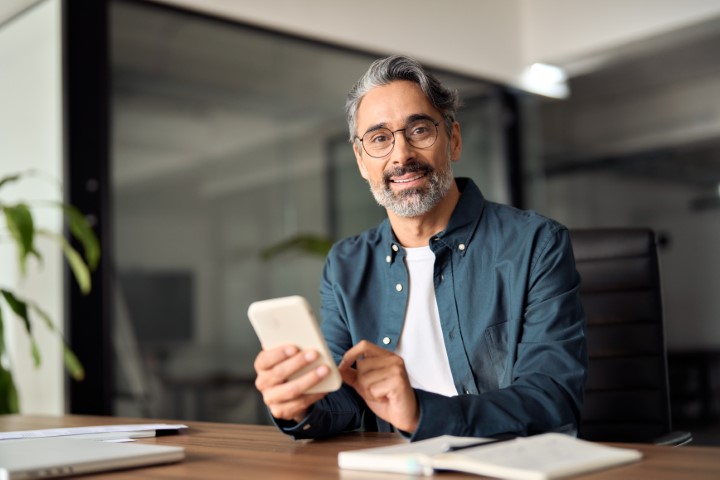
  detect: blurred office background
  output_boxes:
[1,0,719,443]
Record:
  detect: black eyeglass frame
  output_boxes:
[355,119,441,158]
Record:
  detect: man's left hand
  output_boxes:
[338,340,419,433]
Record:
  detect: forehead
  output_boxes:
[356,80,439,131]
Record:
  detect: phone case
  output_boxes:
[248,295,341,393]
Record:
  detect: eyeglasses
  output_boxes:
[356,118,440,158]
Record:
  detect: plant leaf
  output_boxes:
[30,341,41,367]
[0,308,16,412]
[62,346,85,381]
[61,204,100,270]
[0,364,20,414]
[0,173,23,191]
[0,289,40,368]
[260,234,333,261]
[0,289,31,334]
[0,170,55,193]
[3,204,42,274]
[0,306,5,358]
[26,299,55,332]
[25,300,85,381]
[36,229,91,294]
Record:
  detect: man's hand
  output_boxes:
[338,340,419,433]
[254,345,330,422]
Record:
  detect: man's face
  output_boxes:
[352,80,462,218]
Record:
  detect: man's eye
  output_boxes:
[369,134,390,144]
[408,121,433,136]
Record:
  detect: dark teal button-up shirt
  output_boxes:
[282,178,587,441]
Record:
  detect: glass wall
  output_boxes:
[110,1,509,423]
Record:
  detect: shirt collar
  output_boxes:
[380,177,486,257]
[434,177,485,256]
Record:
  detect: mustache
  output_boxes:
[382,162,434,183]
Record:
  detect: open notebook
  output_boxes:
[0,436,184,479]
[339,433,642,480]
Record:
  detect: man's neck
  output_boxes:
[387,183,461,248]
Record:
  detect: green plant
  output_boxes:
[0,170,99,413]
[260,234,333,261]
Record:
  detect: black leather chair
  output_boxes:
[570,228,692,445]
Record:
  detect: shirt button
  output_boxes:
[440,274,445,281]
[382,336,391,345]
[464,389,470,395]
[458,243,466,251]
[386,255,391,263]
[395,283,403,292]
[302,424,312,431]
[392,244,399,252]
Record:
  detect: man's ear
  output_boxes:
[450,121,462,162]
[354,142,370,180]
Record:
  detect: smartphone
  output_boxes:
[247,295,342,393]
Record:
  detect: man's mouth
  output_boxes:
[385,163,433,187]
[391,172,427,184]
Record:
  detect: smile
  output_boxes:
[391,173,426,183]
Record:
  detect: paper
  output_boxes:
[339,433,643,479]
[338,435,495,476]
[0,424,187,441]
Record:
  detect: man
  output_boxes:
[254,55,586,441]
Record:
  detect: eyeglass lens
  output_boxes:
[361,119,438,157]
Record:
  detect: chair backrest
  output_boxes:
[570,228,673,442]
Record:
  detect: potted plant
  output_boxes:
[0,170,99,413]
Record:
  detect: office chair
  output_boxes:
[569,228,692,446]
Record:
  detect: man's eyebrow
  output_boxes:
[363,122,387,135]
[406,113,436,123]
[362,114,437,136]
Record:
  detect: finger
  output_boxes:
[361,376,393,401]
[262,363,330,404]
[354,363,407,397]
[354,354,403,375]
[255,349,320,391]
[254,344,299,371]
[359,371,407,401]
[339,340,375,368]
[339,340,387,369]
[267,392,326,421]
[354,359,412,403]
[339,366,358,387]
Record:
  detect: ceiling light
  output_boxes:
[519,63,570,99]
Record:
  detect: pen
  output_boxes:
[444,436,517,452]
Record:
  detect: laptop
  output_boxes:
[0,436,185,479]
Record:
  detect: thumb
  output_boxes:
[340,367,358,387]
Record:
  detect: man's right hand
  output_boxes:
[253,345,330,423]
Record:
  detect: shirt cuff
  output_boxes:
[272,406,323,439]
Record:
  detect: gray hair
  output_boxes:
[345,55,460,143]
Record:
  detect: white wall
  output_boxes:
[0,0,64,414]
[520,0,720,67]
[154,0,720,87]
[0,0,39,24]
[151,0,526,85]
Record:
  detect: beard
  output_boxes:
[367,154,455,218]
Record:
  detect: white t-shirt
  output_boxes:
[394,246,458,397]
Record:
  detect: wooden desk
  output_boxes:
[1,415,719,479]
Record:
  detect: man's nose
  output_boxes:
[390,133,416,164]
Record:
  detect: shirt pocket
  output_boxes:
[474,321,510,392]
